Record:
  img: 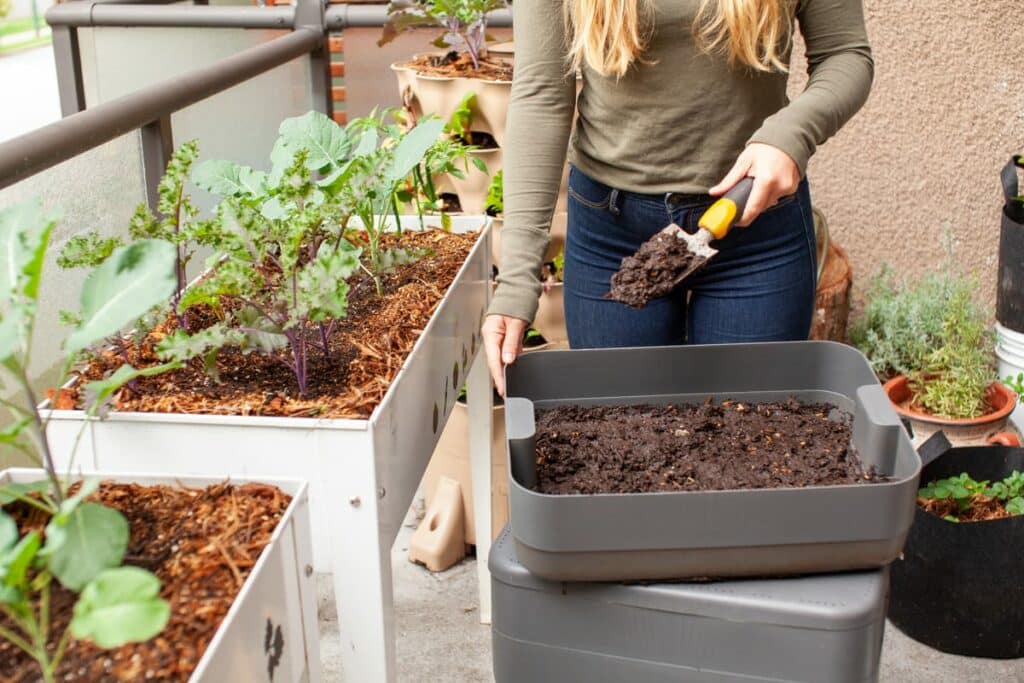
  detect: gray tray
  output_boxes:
[504,341,920,581]
[490,527,888,683]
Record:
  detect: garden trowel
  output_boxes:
[660,176,755,282]
[608,177,754,308]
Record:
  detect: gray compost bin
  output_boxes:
[504,341,920,581]
[490,527,888,683]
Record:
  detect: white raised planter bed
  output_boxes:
[0,468,320,683]
[43,216,495,683]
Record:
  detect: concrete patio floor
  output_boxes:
[317,505,1024,682]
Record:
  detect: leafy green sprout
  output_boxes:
[484,169,503,216]
[0,200,176,681]
[919,470,1024,522]
[1004,373,1024,403]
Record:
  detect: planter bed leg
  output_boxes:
[467,348,493,624]
[330,454,396,682]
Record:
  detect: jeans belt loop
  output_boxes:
[608,188,621,216]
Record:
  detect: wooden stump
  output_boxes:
[810,240,853,342]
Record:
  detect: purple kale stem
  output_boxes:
[112,336,138,391]
[318,322,332,360]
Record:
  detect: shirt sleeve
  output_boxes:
[748,0,874,173]
[487,0,577,323]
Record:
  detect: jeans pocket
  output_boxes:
[763,191,798,213]
[567,166,612,210]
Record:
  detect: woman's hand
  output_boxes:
[709,143,800,227]
[483,314,529,397]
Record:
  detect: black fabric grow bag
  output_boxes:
[997,156,1024,332]
[889,443,1024,658]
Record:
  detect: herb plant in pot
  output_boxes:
[0,200,319,682]
[40,111,492,682]
[852,268,1015,445]
[889,437,1024,658]
[382,0,512,148]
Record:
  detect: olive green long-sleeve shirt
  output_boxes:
[490,0,873,322]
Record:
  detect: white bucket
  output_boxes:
[996,322,1024,354]
[996,343,1024,434]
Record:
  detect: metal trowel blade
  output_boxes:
[659,223,719,288]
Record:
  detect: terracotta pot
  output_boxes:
[449,146,502,215]
[882,375,1018,446]
[391,56,512,148]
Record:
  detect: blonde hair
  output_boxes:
[563,0,792,79]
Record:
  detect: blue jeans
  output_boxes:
[563,165,817,348]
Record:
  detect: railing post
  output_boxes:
[51,26,87,117]
[295,0,331,117]
[140,115,174,211]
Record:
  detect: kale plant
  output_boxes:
[0,200,176,681]
[161,110,449,397]
[379,0,508,69]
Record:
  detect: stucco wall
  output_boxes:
[790,0,1024,310]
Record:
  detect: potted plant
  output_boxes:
[41,110,493,681]
[851,267,1015,445]
[381,0,512,149]
[0,200,319,682]
[889,437,1024,658]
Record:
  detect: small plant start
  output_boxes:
[918,471,1024,522]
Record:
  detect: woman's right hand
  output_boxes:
[483,314,529,397]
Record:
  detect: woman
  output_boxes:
[483,0,873,394]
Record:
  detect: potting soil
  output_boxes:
[918,495,1020,522]
[1,481,289,682]
[399,52,512,81]
[608,230,701,308]
[65,229,477,419]
[535,399,883,495]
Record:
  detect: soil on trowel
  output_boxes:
[608,230,702,308]
[535,399,885,495]
[401,51,513,81]
[1,481,290,682]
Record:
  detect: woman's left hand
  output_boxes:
[709,143,801,227]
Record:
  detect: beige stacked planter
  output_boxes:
[396,45,575,569]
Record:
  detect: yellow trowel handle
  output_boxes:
[698,176,755,240]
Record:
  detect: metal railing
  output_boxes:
[0,0,511,210]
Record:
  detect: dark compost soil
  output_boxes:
[608,230,704,308]
[535,400,884,495]
[0,481,290,682]
[400,51,513,81]
[918,496,1018,522]
[59,229,478,420]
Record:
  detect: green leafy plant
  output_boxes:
[1004,372,1024,403]
[159,110,449,397]
[484,169,503,216]
[0,0,12,21]
[0,199,175,682]
[919,470,1024,522]
[379,0,508,69]
[851,267,994,419]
